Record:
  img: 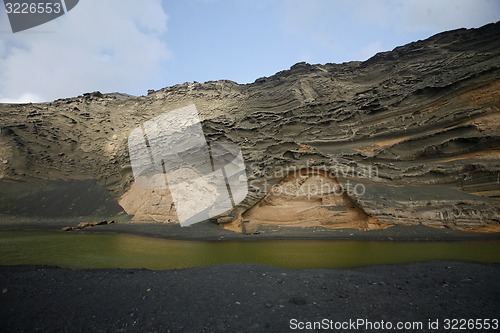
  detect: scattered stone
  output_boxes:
[76,220,115,229]
[217,216,234,224]
[289,297,307,305]
[76,222,93,229]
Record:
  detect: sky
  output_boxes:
[0,0,499,103]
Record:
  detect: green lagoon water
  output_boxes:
[0,231,499,270]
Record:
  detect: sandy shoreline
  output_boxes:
[1,215,500,241]
[1,262,499,332]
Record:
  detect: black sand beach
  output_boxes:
[1,262,499,332]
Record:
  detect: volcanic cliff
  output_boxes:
[1,22,499,233]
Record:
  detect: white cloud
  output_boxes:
[0,0,169,103]
[0,93,43,104]
[282,0,323,35]
[353,0,500,32]
[276,0,499,64]
[401,0,500,31]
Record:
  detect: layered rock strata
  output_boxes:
[1,23,499,232]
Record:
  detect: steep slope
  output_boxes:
[1,23,499,231]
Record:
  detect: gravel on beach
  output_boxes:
[1,262,499,332]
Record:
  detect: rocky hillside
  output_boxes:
[1,22,499,232]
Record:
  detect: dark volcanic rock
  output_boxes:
[0,23,499,231]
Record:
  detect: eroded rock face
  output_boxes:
[239,169,384,231]
[118,181,177,223]
[0,23,499,231]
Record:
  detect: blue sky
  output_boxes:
[0,0,499,103]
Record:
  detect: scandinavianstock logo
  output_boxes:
[3,0,79,33]
[127,105,248,227]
